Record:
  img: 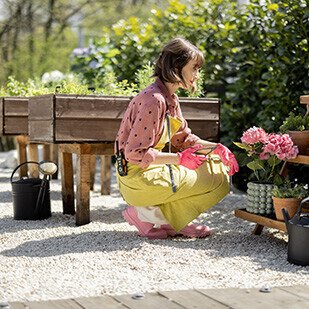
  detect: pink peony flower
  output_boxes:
[241,126,268,145]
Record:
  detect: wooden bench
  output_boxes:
[235,95,309,234]
[28,94,221,225]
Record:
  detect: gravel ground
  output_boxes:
[0,151,308,302]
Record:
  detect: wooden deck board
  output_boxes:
[74,295,126,308]
[24,299,82,309]
[159,289,229,308]
[7,302,27,309]
[8,286,309,309]
[279,285,309,300]
[198,287,309,309]
[113,292,183,309]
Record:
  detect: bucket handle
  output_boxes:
[295,196,309,218]
[10,161,39,183]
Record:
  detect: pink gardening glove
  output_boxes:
[177,145,208,170]
[213,143,239,176]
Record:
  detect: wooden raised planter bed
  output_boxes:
[0,96,58,178]
[28,94,220,143]
[0,97,28,135]
[28,94,221,225]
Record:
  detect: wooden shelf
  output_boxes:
[234,208,287,234]
[300,95,309,104]
[236,96,308,235]
[285,155,309,165]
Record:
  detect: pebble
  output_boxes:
[0,164,308,302]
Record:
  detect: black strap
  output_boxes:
[165,112,177,193]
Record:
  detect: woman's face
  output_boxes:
[181,58,200,90]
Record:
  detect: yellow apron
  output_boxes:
[116,116,230,231]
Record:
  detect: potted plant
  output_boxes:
[279,112,309,155]
[272,182,308,221]
[234,126,299,215]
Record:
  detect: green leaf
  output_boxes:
[247,160,264,171]
[233,142,252,151]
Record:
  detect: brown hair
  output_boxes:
[153,37,204,91]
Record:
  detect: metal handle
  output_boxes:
[295,196,309,218]
[10,161,39,183]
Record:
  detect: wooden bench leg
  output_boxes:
[89,155,97,191]
[28,143,39,178]
[15,136,28,178]
[76,153,91,226]
[51,144,59,179]
[253,224,264,235]
[60,151,75,215]
[101,155,111,195]
[43,144,51,161]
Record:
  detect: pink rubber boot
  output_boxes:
[161,223,212,238]
[122,207,168,239]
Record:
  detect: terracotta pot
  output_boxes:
[288,130,309,155]
[272,196,302,221]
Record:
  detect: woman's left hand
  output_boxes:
[212,143,239,176]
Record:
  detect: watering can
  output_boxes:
[11,161,58,220]
[282,196,309,266]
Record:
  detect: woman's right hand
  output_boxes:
[177,145,207,170]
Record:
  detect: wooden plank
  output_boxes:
[188,120,219,141]
[199,287,309,309]
[25,299,81,309]
[76,150,91,226]
[28,94,54,120]
[101,155,111,195]
[159,289,228,308]
[75,295,125,308]
[234,209,287,232]
[59,143,114,155]
[15,135,28,177]
[55,96,130,119]
[28,144,40,178]
[3,98,28,115]
[4,117,28,135]
[55,119,120,142]
[59,150,75,215]
[279,285,309,300]
[285,155,309,165]
[29,120,54,143]
[8,302,26,309]
[55,119,219,143]
[1,96,28,135]
[54,96,219,120]
[300,95,309,104]
[114,292,183,309]
[89,155,97,191]
[28,95,54,143]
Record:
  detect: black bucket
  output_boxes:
[11,161,51,220]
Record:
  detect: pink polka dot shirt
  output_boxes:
[115,78,199,168]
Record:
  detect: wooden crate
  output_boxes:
[0,97,28,135]
[28,94,220,143]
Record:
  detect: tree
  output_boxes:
[0,0,165,84]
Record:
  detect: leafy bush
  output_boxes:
[71,0,308,142]
[279,112,309,132]
[221,0,309,146]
